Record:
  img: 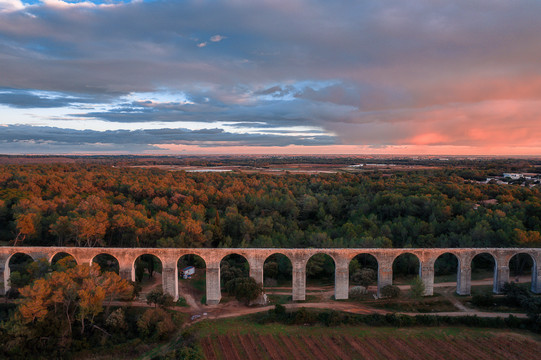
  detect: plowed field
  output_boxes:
[196,319,541,360]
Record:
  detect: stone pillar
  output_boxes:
[292,260,306,301]
[493,256,509,294]
[0,255,9,296]
[76,254,93,266]
[248,258,264,285]
[334,260,349,300]
[377,258,393,298]
[206,263,221,305]
[117,259,135,282]
[119,267,135,282]
[456,258,471,295]
[162,263,179,301]
[420,260,434,296]
[531,257,541,294]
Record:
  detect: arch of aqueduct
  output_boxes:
[1,247,540,304]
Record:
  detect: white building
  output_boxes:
[181,266,195,279]
[503,173,523,180]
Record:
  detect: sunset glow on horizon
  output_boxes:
[1,0,541,155]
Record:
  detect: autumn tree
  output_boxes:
[15,263,133,340]
[13,212,40,245]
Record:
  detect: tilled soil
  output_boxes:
[200,331,541,360]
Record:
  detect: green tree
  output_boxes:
[409,276,425,299]
[146,288,174,308]
[351,268,376,288]
[224,277,263,305]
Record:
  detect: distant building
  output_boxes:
[503,173,523,180]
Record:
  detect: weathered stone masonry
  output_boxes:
[1,247,540,304]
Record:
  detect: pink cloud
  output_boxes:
[408,133,449,145]
[152,144,541,156]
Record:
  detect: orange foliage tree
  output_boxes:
[17,262,133,337]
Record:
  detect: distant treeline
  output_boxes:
[0,162,540,249]
[2,154,541,169]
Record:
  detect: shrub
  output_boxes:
[520,297,541,332]
[471,292,495,307]
[274,304,286,319]
[409,276,425,299]
[130,281,142,299]
[380,285,400,298]
[264,278,278,287]
[106,308,128,332]
[349,286,368,299]
[176,296,188,307]
[318,310,343,326]
[146,288,175,308]
[137,308,176,340]
[502,282,530,307]
[351,268,376,287]
[293,307,316,325]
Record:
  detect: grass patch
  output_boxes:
[434,273,458,283]
[393,276,420,285]
[189,273,206,294]
[306,279,334,287]
[267,294,291,304]
[471,284,495,294]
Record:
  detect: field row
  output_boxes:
[200,332,541,360]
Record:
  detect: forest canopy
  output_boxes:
[0,161,540,249]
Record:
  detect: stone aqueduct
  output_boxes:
[1,247,540,304]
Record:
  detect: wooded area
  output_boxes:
[1,160,540,249]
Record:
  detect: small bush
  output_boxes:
[130,281,142,299]
[293,307,316,325]
[380,285,400,299]
[502,282,530,307]
[176,297,188,307]
[137,308,176,340]
[146,288,175,308]
[318,310,343,326]
[264,278,278,287]
[351,268,377,287]
[274,304,286,319]
[471,292,495,307]
[349,286,368,299]
[106,308,128,332]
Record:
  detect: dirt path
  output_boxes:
[137,272,162,301]
[178,279,201,310]
[439,286,473,312]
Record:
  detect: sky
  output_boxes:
[1,0,541,155]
